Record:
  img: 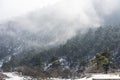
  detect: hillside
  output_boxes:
[1,25,119,78]
[27,25,120,68]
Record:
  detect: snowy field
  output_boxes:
[2,72,120,80]
[3,72,32,80]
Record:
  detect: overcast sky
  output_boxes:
[0,0,60,22]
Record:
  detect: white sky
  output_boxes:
[0,0,60,22]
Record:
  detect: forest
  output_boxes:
[1,25,120,79]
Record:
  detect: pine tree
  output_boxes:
[91,52,109,73]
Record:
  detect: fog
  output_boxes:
[0,0,120,53]
[0,0,60,22]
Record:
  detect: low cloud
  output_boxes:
[0,0,120,52]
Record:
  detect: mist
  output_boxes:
[0,0,120,54]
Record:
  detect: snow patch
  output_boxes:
[3,72,31,80]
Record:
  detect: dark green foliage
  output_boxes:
[2,55,18,71]
[49,56,58,63]
[91,53,109,71]
[91,49,112,73]
[49,56,61,69]
[30,55,41,66]
[1,62,11,72]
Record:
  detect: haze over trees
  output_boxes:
[0,25,119,78]
[0,0,120,79]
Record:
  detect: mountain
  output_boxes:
[0,0,120,79]
[29,25,120,69]
[0,0,120,62]
[2,25,120,74]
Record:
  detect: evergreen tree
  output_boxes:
[91,52,109,73]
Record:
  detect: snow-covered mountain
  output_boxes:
[0,0,120,79]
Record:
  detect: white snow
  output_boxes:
[3,72,31,80]
[2,72,120,80]
[49,74,120,80]
[77,74,120,80]
[91,74,120,80]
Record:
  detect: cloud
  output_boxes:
[92,0,120,24]
[0,0,60,22]
[0,0,120,53]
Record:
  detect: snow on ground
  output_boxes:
[91,73,120,79]
[77,74,120,80]
[3,72,31,80]
[51,74,120,80]
[2,72,120,80]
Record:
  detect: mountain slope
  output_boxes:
[2,25,120,70]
